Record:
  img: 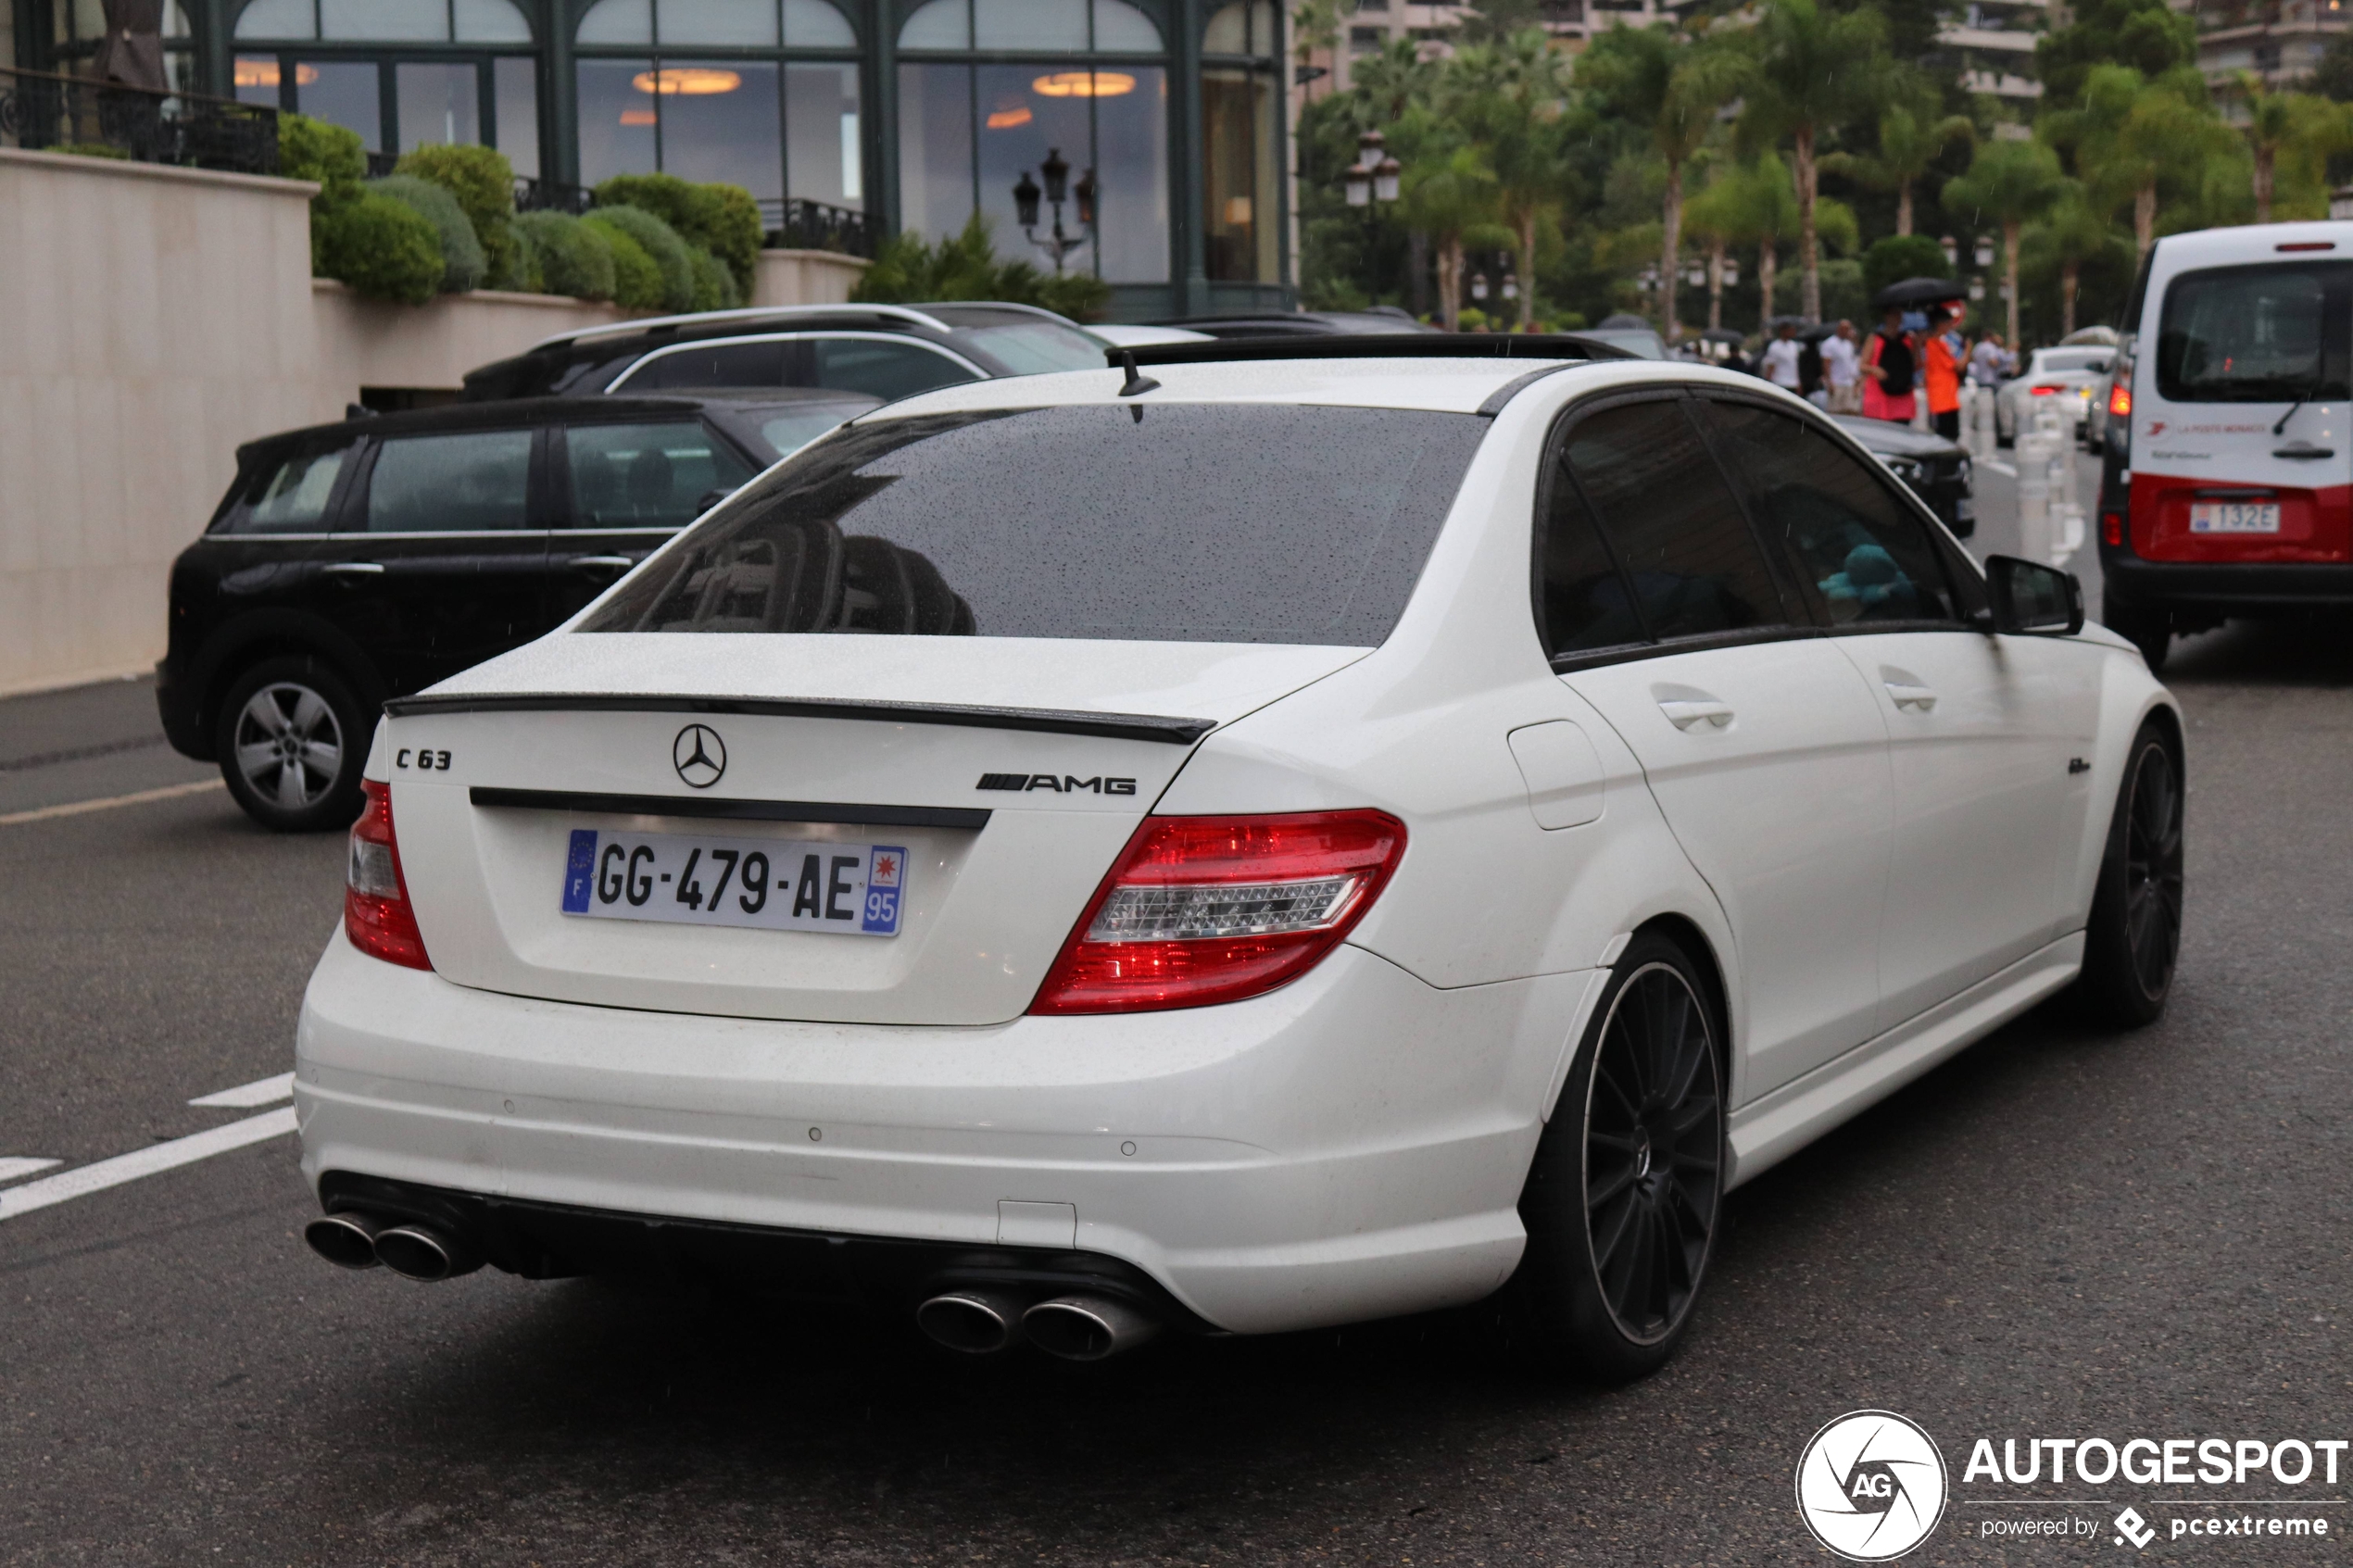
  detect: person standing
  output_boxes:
[1969,329,2007,391]
[1822,320,1861,414]
[1760,320,1804,393]
[1923,306,1964,441]
[1860,307,1917,424]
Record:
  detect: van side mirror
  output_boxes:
[1986,555,2083,636]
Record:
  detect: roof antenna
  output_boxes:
[1117,349,1160,398]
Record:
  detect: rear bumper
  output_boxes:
[296,932,1592,1334]
[153,657,208,760]
[2102,551,2353,610]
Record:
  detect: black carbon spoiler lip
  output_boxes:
[381,692,1218,746]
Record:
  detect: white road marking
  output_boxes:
[189,1072,296,1109]
[0,778,224,827]
[0,1158,62,1184]
[1985,459,2018,478]
[0,1107,296,1223]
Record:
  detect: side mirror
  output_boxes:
[1985,554,2083,636]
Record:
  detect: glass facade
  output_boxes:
[98,0,1290,317]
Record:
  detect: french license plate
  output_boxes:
[2190,501,2280,534]
[560,829,904,935]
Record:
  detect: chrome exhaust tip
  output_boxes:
[1021,1296,1159,1361]
[371,1223,484,1282]
[915,1290,1024,1354]
[303,1211,387,1270]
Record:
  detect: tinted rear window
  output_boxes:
[2158,262,2350,402]
[580,405,1487,644]
[213,442,354,533]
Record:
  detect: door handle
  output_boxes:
[567,554,635,572]
[1657,699,1734,731]
[1884,682,1938,712]
[319,561,384,577]
[2271,444,2334,460]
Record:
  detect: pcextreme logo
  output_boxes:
[1796,1411,1950,1561]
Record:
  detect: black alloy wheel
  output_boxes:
[213,655,369,833]
[1510,934,1725,1383]
[2076,722,2185,1027]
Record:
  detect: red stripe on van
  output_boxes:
[2130,473,2353,563]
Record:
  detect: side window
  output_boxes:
[806,337,980,401]
[1702,401,1961,626]
[1553,398,1789,646]
[564,421,756,529]
[616,340,787,393]
[360,431,535,533]
[1537,453,1647,656]
[214,443,354,534]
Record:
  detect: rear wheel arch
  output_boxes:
[195,618,386,746]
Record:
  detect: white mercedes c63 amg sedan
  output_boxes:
[296,338,2183,1382]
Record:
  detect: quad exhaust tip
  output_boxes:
[1021,1296,1160,1362]
[302,1211,482,1281]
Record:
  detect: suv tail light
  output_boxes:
[1028,810,1407,1015]
[346,780,431,970]
[2030,384,2060,396]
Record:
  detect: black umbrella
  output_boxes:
[1699,327,1747,345]
[1872,276,1967,309]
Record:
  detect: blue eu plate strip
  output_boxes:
[561,829,598,912]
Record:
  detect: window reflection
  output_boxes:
[295,59,382,151]
[495,56,539,178]
[895,61,971,245]
[786,63,862,207]
[658,59,782,203]
[577,56,657,184]
[396,62,479,152]
[1202,67,1275,282]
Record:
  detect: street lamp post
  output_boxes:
[1343,129,1401,306]
[1013,147,1095,274]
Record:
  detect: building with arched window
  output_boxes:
[6,0,1290,318]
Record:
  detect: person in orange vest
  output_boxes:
[1923,305,1964,441]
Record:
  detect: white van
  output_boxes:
[2095,221,2353,670]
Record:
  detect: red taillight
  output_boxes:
[346,780,431,970]
[2102,512,2124,546]
[2108,383,2133,418]
[2030,384,2060,396]
[1028,809,1407,1015]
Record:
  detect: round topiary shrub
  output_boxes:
[582,211,667,309]
[278,112,366,197]
[396,143,520,284]
[315,191,445,305]
[367,174,485,293]
[686,245,740,310]
[514,209,615,300]
[584,204,696,311]
[594,172,762,295]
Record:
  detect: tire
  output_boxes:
[213,656,370,833]
[1507,933,1726,1384]
[2100,593,2171,673]
[2073,722,2184,1028]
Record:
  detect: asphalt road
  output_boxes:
[2,479,2346,1565]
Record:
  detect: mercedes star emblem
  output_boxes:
[672,723,726,789]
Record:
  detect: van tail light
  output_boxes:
[2108,383,2132,418]
[2030,384,2060,396]
[346,780,432,971]
[2102,511,2124,546]
[1028,810,1407,1015]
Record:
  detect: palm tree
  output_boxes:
[1578,25,1747,340]
[1942,138,2066,345]
[1399,138,1501,331]
[1447,31,1577,332]
[1824,103,1974,236]
[2047,65,2234,257]
[1350,35,1441,125]
[2232,73,2353,221]
[2027,184,2119,335]
[1737,0,1891,322]
[1689,153,1800,332]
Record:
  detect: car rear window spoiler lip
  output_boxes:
[469,787,990,830]
[384,692,1217,746]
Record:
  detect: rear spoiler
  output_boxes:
[382,692,1217,746]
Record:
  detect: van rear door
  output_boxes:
[2130,257,2352,564]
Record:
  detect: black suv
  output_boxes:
[158,389,874,831]
[461,302,1109,403]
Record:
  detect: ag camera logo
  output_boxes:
[1796,1411,1949,1561]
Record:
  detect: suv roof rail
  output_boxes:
[1107,332,1632,368]
[531,302,954,352]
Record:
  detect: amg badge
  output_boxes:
[977,772,1138,795]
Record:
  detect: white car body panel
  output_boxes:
[300,355,2178,1336]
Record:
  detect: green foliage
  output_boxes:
[593,173,763,294]
[2033,0,2197,110]
[55,142,131,159]
[396,143,519,284]
[277,113,366,198]
[584,203,696,311]
[367,174,485,293]
[315,191,444,305]
[582,211,667,309]
[1862,233,1953,298]
[851,213,1113,320]
[2314,30,2353,103]
[514,209,614,300]
[687,245,742,310]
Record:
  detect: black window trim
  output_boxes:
[1531,385,1816,674]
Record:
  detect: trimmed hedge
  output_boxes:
[316,192,444,305]
[513,209,615,300]
[582,211,667,309]
[396,143,521,288]
[278,113,366,196]
[854,212,1112,321]
[584,205,695,311]
[592,172,762,295]
[687,245,741,310]
[367,174,485,294]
